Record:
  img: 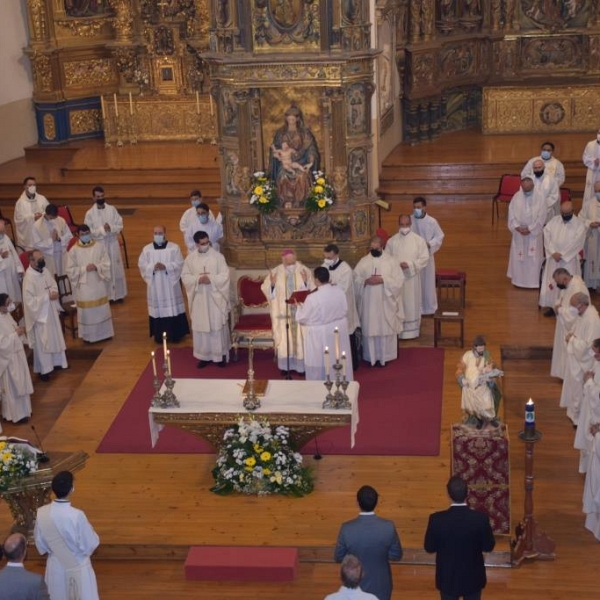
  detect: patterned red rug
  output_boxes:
[97,346,444,456]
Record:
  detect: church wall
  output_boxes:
[0,0,37,162]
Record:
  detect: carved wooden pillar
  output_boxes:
[504,0,519,31]
[109,0,134,43]
[409,1,421,43]
[421,0,435,42]
[235,90,252,168]
[418,101,430,142]
[27,0,50,47]
[491,0,502,31]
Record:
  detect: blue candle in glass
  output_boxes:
[524,398,535,438]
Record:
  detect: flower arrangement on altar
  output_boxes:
[210,418,314,496]
[249,171,278,214]
[305,170,334,212]
[0,440,38,493]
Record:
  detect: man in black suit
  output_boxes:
[334,485,403,600]
[424,476,496,600]
[0,532,50,600]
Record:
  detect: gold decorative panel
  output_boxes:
[63,58,115,88]
[483,85,600,134]
[69,109,102,135]
[43,113,56,140]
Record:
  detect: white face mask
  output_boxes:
[568,305,579,317]
[7,302,15,313]
[400,227,411,235]
[27,185,36,196]
[197,244,209,253]
[589,348,597,359]
[323,258,335,267]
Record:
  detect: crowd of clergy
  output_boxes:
[506,131,600,543]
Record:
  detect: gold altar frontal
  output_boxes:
[149,379,359,451]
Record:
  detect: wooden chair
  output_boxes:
[230,276,274,361]
[0,207,16,245]
[18,250,30,272]
[492,174,521,224]
[559,187,571,204]
[119,231,129,268]
[433,269,466,348]
[57,205,80,236]
[55,274,78,339]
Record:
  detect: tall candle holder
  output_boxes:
[160,359,179,408]
[243,341,261,411]
[150,376,162,408]
[323,360,351,410]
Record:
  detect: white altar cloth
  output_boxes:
[148,379,360,449]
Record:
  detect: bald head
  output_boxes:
[570,292,590,315]
[398,214,412,228]
[2,533,27,563]
[560,201,573,219]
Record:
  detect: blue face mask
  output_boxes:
[80,234,91,244]
[596,192,600,201]
[541,150,551,160]
[154,234,165,245]
[524,190,533,197]
[191,199,201,208]
[198,214,209,224]
[413,208,423,218]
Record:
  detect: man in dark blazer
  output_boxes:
[0,532,50,600]
[424,476,496,600]
[334,485,403,600]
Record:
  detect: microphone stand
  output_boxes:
[284,299,292,380]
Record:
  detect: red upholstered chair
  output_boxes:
[19,250,30,272]
[492,174,521,224]
[57,205,80,236]
[376,227,390,249]
[559,187,571,204]
[231,276,274,360]
[67,236,78,251]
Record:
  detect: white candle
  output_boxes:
[151,351,157,377]
[100,95,106,119]
[113,93,119,117]
[209,94,214,116]
[341,352,347,378]
[163,331,167,359]
[129,92,133,115]
[334,327,340,360]
[167,350,172,377]
[195,91,200,115]
[324,346,330,374]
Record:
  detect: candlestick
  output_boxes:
[209,94,214,116]
[151,351,157,377]
[324,346,330,375]
[129,92,133,115]
[524,398,535,438]
[341,352,347,378]
[100,95,106,120]
[195,91,200,115]
[162,331,167,359]
[334,327,340,360]
[113,93,119,118]
[167,350,172,377]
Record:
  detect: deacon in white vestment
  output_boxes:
[521,141,566,188]
[583,393,600,541]
[582,128,600,209]
[181,231,230,367]
[322,243,360,369]
[0,293,33,423]
[34,471,100,600]
[296,267,353,381]
[138,225,189,344]
[354,236,404,366]
[32,204,73,277]
[579,181,600,290]
[506,177,547,288]
[410,197,445,315]
[576,341,600,475]
[551,269,588,379]
[184,202,224,253]
[0,219,24,302]
[179,190,219,235]
[385,215,429,339]
[539,202,586,310]
[84,186,127,302]
[14,176,49,251]
[23,251,68,381]
[560,293,600,425]
[66,226,114,343]
[530,159,560,223]
[261,249,313,374]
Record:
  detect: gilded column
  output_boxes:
[190,0,210,45]
[505,0,519,31]
[409,1,421,43]
[109,0,134,42]
[27,0,49,46]
[235,90,252,169]
[421,0,435,42]
[491,0,502,31]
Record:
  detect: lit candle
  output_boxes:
[163,331,167,359]
[195,91,200,115]
[341,351,347,378]
[334,327,340,360]
[129,92,133,115]
[525,398,535,437]
[151,351,157,378]
[113,93,119,117]
[324,346,330,375]
[209,94,214,117]
[167,350,172,377]
[100,95,106,120]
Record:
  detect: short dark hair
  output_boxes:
[0,293,9,307]
[196,202,210,213]
[52,471,74,499]
[541,141,555,151]
[324,243,339,254]
[413,196,427,206]
[447,476,468,503]
[193,230,209,243]
[472,335,486,347]
[92,185,104,195]
[593,338,600,351]
[340,555,363,588]
[357,485,378,512]
[23,176,36,185]
[45,204,58,217]
[190,189,202,198]
[77,224,91,234]
[314,266,330,284]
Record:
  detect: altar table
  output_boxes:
[149,379,359,450]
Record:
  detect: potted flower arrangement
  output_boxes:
[249,171,278,214]
[0,440,38,493]
[211,418,313,496]
[305,170,334,212]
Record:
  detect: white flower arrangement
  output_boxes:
[305,170,334,212]
[0,440,38,492]
[249,171,278,214]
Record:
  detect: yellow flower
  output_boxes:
[317,199,326,209]
[316,177,325,185]
[314,185,324,194]
[260,451,271,462]
[254,186,264,195]
[263,468,271,475]
[245,456,256,467]
[258,196,268,204]
[253,444,262,453]
[245,466,253,472]
[0,442,5,451]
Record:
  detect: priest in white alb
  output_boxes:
[296,267,353,381]
[583,388,600,541]
[84,186,127,302]
[181,230,230,368]
[579,181,600,291]
[0,218,24,302]
[507,177,547,288]
[385,214,429,339]
[354,236,404,367]
[23,250,68,381]
[551,268,588,380]
[560,293,600,426]
[138,225,189,344]
[66,225,114,343]
[14,176,49,251]
[582,127,600,209]
[261,248,314,375]
[410,197,444,315]
[530,158,560,223]
[0,292,33,424]
[32,204,73,277]
[576,339,600,475]
[522,141,566,188]
[539,202,586,312]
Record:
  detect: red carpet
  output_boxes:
[97,346,444,456]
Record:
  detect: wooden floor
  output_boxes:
[0,132,599,599]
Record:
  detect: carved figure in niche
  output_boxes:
[155,26,175,55]
[379,43,393,114]
[221,89,238,132]
[64,0,107,17]
[225,150,242,196]
[464,0,480,17]
[342,0,360,24]
[349,149,367,196]
[271,0,300,28]
[269,105,320,209]
[347,86,366,135]
[217,0,230,26]
[440,0,456,20]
